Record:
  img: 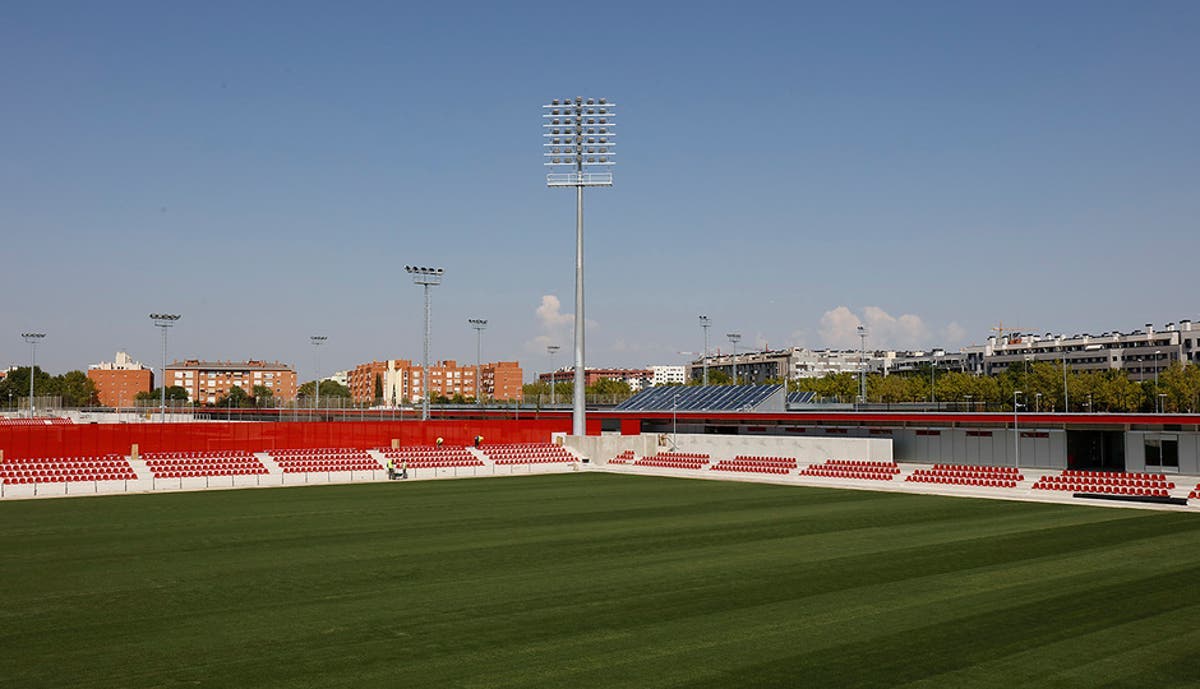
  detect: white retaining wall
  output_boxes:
[567,433,892,465]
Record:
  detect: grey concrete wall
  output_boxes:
[1126,431,1200,475]
[892,428,1065,469]
[566,433,892,465]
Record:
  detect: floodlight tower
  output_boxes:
[20,332,45,418]
[699,315,711,385]
[149,314,181,420]
[544,96,616,435]
[468,319,487,407]
[857,326,868,404]
[310,336,327,412]
[547,344,561,406]
[406,266,444,420]
[726,333,742,385]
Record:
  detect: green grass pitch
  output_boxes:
[2,473,1199,689]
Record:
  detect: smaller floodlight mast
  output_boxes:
[21,332,46,418]
[149,314,181,420]
[406,266,444,420]
[727,333,742,385]
[547,344,561,406]
[857,326,868,404]
[310,336,327,412]
[468,319,488,407]
[544,96,616,436]
[699,315,711,385]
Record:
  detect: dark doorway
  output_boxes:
[1066,430,1125,471]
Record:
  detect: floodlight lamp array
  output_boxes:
[543,97,616,168]
[149,313,181,327]
[468,319,488,328]
[310,336,328,344]
[21,332,46,340]
[405,265,444,285]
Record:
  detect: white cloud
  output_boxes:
[818,306,864,348]
[525,294,596,354]
[943,322,968,345]
[536,295,573,329]
[819,305,931,349]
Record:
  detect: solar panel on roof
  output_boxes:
[787,391,816,405]
[614,385,782,412]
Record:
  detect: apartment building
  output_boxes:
[87,351,153,408]
[347,359,523,404]
[165,359,298,404]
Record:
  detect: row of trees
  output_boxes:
[784,361,1200,413]
[133,380,356,409]
[522,378,634,403]
[0,367,98,408]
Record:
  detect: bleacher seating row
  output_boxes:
[378,446,482,468]
[634,452,710,470]
[711,455,796,476]
[143,450,253,459]
[609,450,636,464]
[270,448,369,457]
[1188,483,1200,500]
[799,460,899,481]
[1,454,135,483]
[908,464,1023,488]
[269,448,380,473]
[484,443,576,465]
[0,417,73,426]
[1032,470,1175,496]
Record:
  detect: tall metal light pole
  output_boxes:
[699,315,711,385]
[20,332,45,418]
[930,353,938,406]
[406,266,444,421]
[857,326,868,404]
[544,96,616,436]
[1013,390,1023,468]
[1154,349,1161,413]
[1062,348,1069,412]
[672,392,680,449]
[547,344,560,406]
[469,319,487,407]
[310,336,327,413]
[726,333,742,385]
[149,314,180,420]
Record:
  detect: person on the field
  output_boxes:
[386,456,395,480]
[401,458,408,480]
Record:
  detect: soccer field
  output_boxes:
[3,474,1199,689]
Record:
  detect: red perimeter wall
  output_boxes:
[0,419,572,459]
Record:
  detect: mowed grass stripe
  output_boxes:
[0,473,1197,689]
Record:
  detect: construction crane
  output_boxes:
[990,322,1032,344]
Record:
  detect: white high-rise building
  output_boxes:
[650,365,686,386]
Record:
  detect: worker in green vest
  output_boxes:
[386,456,395,480]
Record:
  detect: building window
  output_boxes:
[1145,436,1179,471]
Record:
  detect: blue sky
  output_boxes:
[3,2,1198,381]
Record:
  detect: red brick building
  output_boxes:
[348,359,523,404]
[87,352,153,408]
[537,367,652,388]
[165,359,298,405]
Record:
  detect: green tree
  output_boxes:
[1160,362,1200,413]
[252,385,275,407]
[588,378,632,396]
[49,370,99,407]
[216,385,254,408]
[136,386,191,403]
[0,366,53,407]
[298,380,352,399]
